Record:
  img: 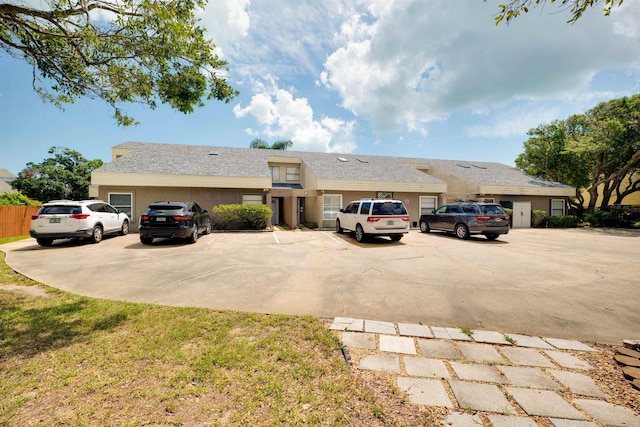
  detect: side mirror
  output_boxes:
[339,209,345,213]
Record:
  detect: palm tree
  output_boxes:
[249,139,292,150]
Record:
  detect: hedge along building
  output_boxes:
[90,141,575,231]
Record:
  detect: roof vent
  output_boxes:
[357,158,369,163]
[337,157,348,162]
[472,164,487,169]
[456,163,471,168]
[209,150,219,156]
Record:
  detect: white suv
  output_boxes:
[30,200,130,246]
[336,199,410,242]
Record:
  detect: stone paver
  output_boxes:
[359,354,400,373]
[548,369,608,398]
[417,339,462,360]
[488,414,538,426]
[505,388,587,420]
[457,342,505,364]
[379,335,416,354]
[365,320,396,334]
[450,362,506,384]
[472,330,512,345]
[398,323,432,338]
[507,333,555,349]
[345,318,364,331]
[449,381,515,414]
[544,350,593,370]
[443,412,484,426]
[403,357,450,379]
[396,377,453,407]
[329,317,356,330]
[445,327,473,341]
[544,338,596,352]
[573,399,640,426]
[549,419,598,427]
[500,346,555,367]
[498,366,561,390]
[341,331,376,349]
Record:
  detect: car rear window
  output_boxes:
[372,202,407,215]
[147,204,186,214]
[482,205,506,214]
[39,206,81,215]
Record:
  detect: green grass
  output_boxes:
[0,247,408,426]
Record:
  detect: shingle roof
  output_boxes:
[97,141,571,190]
[423,159,572,189]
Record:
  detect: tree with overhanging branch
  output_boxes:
[0,0,238,125]
[487,0,625,25]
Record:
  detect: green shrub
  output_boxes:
[211,204,272,230]
[581,208,627,227]
[0,192,41,206]
[532,210,546,227]
[301,221,318,229]
[544,215,580,228]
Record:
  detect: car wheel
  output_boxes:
[36,238,53,247]
[189,225,199,244]
[90,225,103,243]
[120,220,129,236]
[336,219,344,234]
[419,221,430,233]
[390,234,402,242]
[140,236,153,245]
[455,223,469,240]
[203,218,212,235]
[485,233,499,241]
[355,224,365,242]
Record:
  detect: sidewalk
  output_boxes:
[330,318,640,427]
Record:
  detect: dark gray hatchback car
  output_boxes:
[419,202,510,240]
[139,202,212,244]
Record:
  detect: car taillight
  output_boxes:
[71,213,90,220]
[140,215,149,221]
[173,215,191,221]
[367,216,410,222]
[475,216,491,221]
[31,215,40,220]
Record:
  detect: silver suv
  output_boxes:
[30,200,130,246]
[336,199,410,242]
[419,202,510,240]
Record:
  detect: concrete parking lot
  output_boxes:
[3,227,639,344]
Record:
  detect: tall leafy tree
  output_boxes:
[249,139,293,150]
[516,94,640,212]
[489,0,624,25]
[0,0,238,125]
[12,147,103,202]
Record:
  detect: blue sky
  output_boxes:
[1,0,640,176]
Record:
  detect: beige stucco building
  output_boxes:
[90,142,575,231]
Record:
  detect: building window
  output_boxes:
[377,191,393,199]
[269,166,280,181]
[323,194,342,220]
[419,196,437,215]
[108,193,133,219]
[242,194,263,205]
[286,167,300,181]
[551,199,565,216]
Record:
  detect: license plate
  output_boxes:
[49,218,61,223]
[156,217,166,222]
[387,220,395,225]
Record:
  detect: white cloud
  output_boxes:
[321,0,640,133]
[233,81,357,153]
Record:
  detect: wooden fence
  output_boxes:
[0,206,41,238]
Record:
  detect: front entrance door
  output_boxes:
[297,198,305,225]
[271,197,282,225]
